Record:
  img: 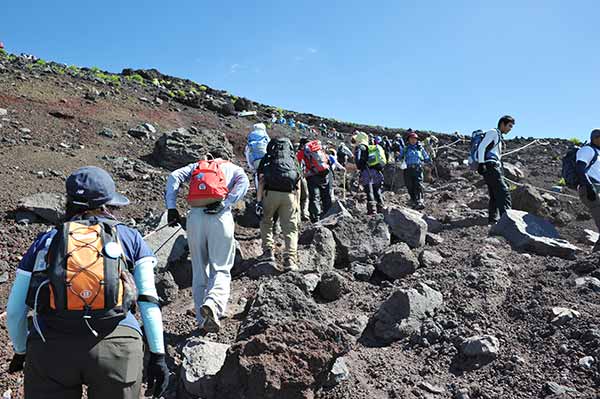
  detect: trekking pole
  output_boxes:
[142,220,180,240]
[153,226,184,255]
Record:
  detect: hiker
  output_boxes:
[354,131,386,214]
[6,166,169,399]
[381,136,393,163]
[576,128,600,251]
[245,123,270,189]
[399,132,432,209]
[270,113,277,124]
[256,137,301,269]
[288,118,296,128]
[327,149,346,201]
[337,142,353,167]
[165,149,249,332]
[475,115,515,223]
[423,135,439,160]
[296,138,311,221]
[297,139,332,222]
[393,134,405,161]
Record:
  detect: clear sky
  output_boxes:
[1,0,599,140]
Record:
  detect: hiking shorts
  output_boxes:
[24,325,143,399]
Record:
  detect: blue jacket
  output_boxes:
[399,144,431,167]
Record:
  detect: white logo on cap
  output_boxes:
[76,189,85,194]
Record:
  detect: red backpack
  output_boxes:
[303,140,330,175]
[187,159,229,207]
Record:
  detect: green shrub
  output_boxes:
[569,137,582,146]
[151,78,160,86]
[557,177,566,186]
[90,66,101,73]
[0,48,6,56]
[176,89,186,97]
[199,85,207,91]
[68,65,79,73]
[35,59,46,66]
[54,67,65,75]
[167,91,175,98]
[126,74,145,85]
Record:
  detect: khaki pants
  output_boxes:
[25,325,143,399]
[260,190,299,261]
[299,178,310,219]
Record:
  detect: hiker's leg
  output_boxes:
[415,168,424,202]
[278,192,299,262]
[260,191,277,253]
[497,168,512,215]
[86,326,143,399]
[204,211,236,318]
[300,178,310,219]
[404,169,415,202]
[483,168,498,222]
[307,176,322,221]
[579,186,600,231]
[320,172,333,216]
[187,208,210,325]
[25,333,84,399]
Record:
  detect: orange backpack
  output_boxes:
[303,140,330,176]
[26,219,137,336]
[187,159,230,207]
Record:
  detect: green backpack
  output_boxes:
[367,144,387,168]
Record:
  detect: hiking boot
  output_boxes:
[416,202,425,210]
[261,249,275,261]
[283,257,299,272]
[200,304,221,333]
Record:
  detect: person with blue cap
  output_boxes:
[6,166,169,399]
[577,128,600,252]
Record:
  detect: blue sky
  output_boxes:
[1,0,599,140]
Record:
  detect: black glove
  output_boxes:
[477,163,486,175]
[8,353,26,373]
[255,201,264,219]
[167,209,181,226]
[586,183,597,202]
[147,352,169,398]
[204,201,225,215]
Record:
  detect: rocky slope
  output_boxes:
[0,51,599,399]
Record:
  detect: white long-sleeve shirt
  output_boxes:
[477,128,503,164]
[165,161,249,210]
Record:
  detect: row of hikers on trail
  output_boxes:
[6,113,600,399]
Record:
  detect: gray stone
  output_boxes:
[423,216,443,234]
[377,243,419,280]
[419,250,443,268]
[544,382,578,396]
[384,207,427,248]
[17,192,66,224]
[155,271,178,305]
[145,211,188,269]
[503,162,526,181]
[418,382,445,395]
[0,108,7,116]
[579,228,599,245]
[349,262,374,281]
[98,127,115,138]
[461,335,500,358]
[127,125,151,139]
[153,127,233,170]
[426,233,444,246]
[246,261,282,279]
[238,279,324,340]
[467,196,488,210]
[324,357,350,388]
[573,276,600,292]
[320,199,352,222]
[371,283,443,343]
[319,271,347,301]
[490,210,580,259]
[551,307,580,326]
[303,273,321,293]
[181,338,230,398]
[0,272,8,284]
[298,226,336,273]
[330,215,390,263]
[142,123,157,133]
[337,314,369,337]
[579,356,594,369]
[511,184,550,216]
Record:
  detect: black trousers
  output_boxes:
[307,171,333,221]
[482,163,512,222]
[363,182,383,204]
[404,166,424,203]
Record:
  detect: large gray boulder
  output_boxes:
[371,283,443,344]
[377,243,419,280]
[511,184,550,217]
[461,335,500,358]
[180,338,230,398]
[490,210,580,259]
[17,192,66,224]
[298,226,336,273]
[383,164,405,193]
[145,211,188,269]
[330,215,390,264]
[384,207,428,248]
[152,127,233,170]
[503,162,526,181]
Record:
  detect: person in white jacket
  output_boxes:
[244,123,270,190]
[477,115,515,224]
[165,149,249,333]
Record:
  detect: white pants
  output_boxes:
[187,208,236,326]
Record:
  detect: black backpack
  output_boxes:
[262,137,300,192]
[562,144,598,189]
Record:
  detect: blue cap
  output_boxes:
[66,166,130,208]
